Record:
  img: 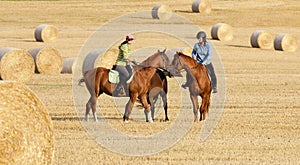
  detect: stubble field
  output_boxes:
[0,0,299,164]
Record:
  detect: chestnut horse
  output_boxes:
[170,52,212,121]
[135,49,171,121]
[79,50,171,122]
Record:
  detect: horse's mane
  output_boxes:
[176,52,202,83]
[139,52,158,67]
[140,51,166,67]
[177,52,199,67]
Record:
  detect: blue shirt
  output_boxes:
[191,42,212,65]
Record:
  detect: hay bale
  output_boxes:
[61,57,77,74]
[0,81,54,164]
[192,0,212,14]
[274,34,297,52]
[250,30,274,49]
[28,47,63,74]
[82,49,118,73]
[34,24,58,42]
[211,23,233,41]
[151,4,172,20]
[0,47,34,82]
[82,49,102,73]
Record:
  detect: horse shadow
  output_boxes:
[51,116,122,121]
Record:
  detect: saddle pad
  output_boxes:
[108,70,134,84]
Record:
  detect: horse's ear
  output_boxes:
[176,51,180,55]
[163,48,166,53]
[157,49,161,53]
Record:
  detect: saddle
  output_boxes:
[108,65,134,84]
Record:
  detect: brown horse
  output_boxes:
[170,52,212,121]
[79,49,171,122]
[135,49,171,121]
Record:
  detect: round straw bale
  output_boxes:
[82,48,118,73]
[0,47,34,82]
[82,49,102,73]
[274,34,297,52]
[28,47,63,74]
[211,23,233,41]
[0,81,54,164]
[250,30,274,49]
[151,4,172,20]
[192,0,212,14]
[61,57,77,74]
[34,24,58,42]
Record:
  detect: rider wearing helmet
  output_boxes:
[114,34,136,96]
[182,31,218,93]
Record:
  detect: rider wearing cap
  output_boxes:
[114,34,136,96]
[182,31,218,93]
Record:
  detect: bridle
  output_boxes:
[159,51,168,69]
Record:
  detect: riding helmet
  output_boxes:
[196,31,207,42]
[126,34,134,41]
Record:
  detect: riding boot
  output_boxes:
[123,83,129,96]
[115,83,125,96]
[181,82,188,89]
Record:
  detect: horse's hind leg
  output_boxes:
[148,94,155,121]
[200,94,211,121]
[190,95,199,122]
[141,94,153,123]
[85,98,92,122]
[89,95,98,122]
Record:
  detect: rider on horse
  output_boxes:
[182,31,218,93]
[114,34,136,96]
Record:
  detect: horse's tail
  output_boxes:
[78,70,89,86]
[78,78,85,86]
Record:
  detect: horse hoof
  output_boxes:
[124,120,129,123]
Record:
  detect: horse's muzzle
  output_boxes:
[166,66,183,77]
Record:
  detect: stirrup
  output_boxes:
[117,86,125,95]
[181,83,188,89]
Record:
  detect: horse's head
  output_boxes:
[156,48,171,69]
[167,51,185,77]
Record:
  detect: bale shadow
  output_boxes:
[8,39,37,42]
[225,44,252,49]
[174,10,195,13]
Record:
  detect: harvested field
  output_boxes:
[0,0,299,164]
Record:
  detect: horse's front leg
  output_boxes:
[124,93,138,123]
[160,90,169,121]
[190,94,199,122]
